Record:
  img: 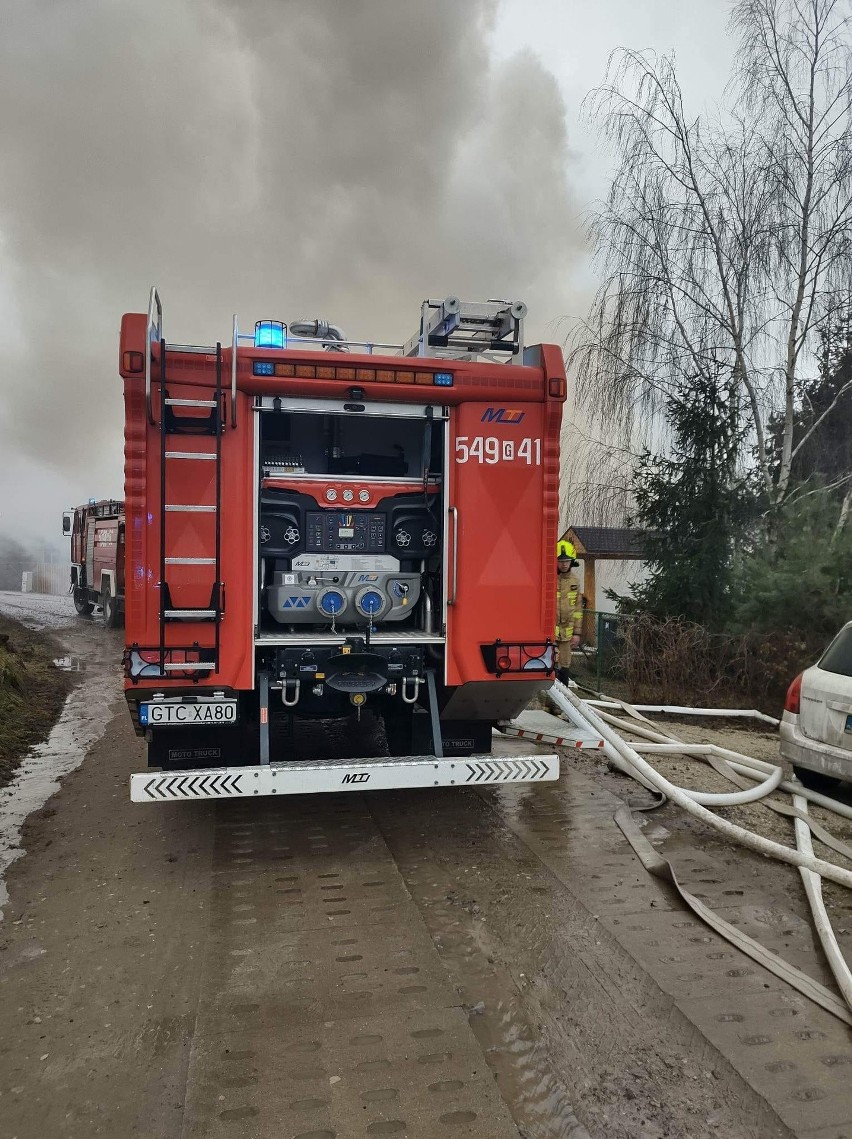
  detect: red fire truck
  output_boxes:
[120,290,565,802]
[62,500,125,627]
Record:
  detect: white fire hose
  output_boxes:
[792,794,852,1009]
[549,682,852,891]
[593,704,852,823]
[547,681,852,1017]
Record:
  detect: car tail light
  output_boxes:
[496,654,513,672]
[784,672,803,715]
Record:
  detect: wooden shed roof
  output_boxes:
[563,526,651,560]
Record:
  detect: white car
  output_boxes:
[780,621,852,787]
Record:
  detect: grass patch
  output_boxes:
[0,615,73,786]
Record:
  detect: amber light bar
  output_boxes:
[251,360,453,386]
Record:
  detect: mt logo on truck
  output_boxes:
[481,407,526,424]
[120,291,563,802]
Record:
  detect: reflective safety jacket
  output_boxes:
[556,571,583,641]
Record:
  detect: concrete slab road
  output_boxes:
[0,593,848,1138]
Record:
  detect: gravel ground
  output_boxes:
[0,591,77,631]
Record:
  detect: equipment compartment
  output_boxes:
[257,404,445,634]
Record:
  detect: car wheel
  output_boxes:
[793,765,840,793]
[73,585,94,616]
[102,582,121,629]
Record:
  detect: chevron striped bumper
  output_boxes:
[130,753,559,802]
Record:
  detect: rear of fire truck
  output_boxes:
[120,291,565,803]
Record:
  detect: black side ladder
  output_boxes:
[156,340,224,677]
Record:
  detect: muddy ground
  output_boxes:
[0,592,849,1139]
[0,613,72,785]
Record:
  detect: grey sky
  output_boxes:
[0,0,734,547]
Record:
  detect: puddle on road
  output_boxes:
[0,603,120,914]
[468,992,590,1139]
[404,877,591,1139]
[449,885,591,1138]
[376,791,592,1138]
[365,755,591,1136]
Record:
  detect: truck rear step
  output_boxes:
[131,753,559,802]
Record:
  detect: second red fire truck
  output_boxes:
[120,291,566,802]
[62,500,125,627]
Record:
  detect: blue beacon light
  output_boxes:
[434,372,454,387]
[254,320,285,349]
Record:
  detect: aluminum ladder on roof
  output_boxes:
[402,296,527,364]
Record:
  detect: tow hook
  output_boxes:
[281,678,301,707]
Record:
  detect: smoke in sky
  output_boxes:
[0,0,582,544]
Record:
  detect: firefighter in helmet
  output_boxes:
[555,539,583,682]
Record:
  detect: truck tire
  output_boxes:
[102,582,121,629]
[73,585,94,616]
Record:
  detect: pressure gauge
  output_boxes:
[358,489,370,503]
[325,487,338,502]
[342,488,355,503]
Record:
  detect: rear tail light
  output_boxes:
[480,642,556,675]
[784,672,803,715]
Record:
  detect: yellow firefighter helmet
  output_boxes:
[557,539,576,559]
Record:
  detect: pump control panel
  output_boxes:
[307,511,386,553]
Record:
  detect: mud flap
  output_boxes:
[147,724,249,770]
[385,711,494,758]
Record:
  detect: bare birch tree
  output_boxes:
[573,0,852,522]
